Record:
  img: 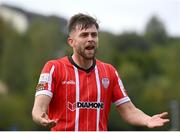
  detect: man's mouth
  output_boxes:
[85,45,95,50]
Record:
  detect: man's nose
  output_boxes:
[87,35,93,41]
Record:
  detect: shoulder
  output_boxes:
[45,56,68,66]
[96,59,116,71]
[42,56,69,71]
[96,59,118,79]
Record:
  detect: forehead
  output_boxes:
[71,25,98,35]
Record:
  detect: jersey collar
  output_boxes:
[68,55,96,73]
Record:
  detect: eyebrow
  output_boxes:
[79,31,98,36]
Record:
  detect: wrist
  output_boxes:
[145,116,152,128]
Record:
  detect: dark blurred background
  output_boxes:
[0,2,179,131]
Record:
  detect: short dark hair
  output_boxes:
[68,13,99,34]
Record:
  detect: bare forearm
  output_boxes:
[32,105,46,124]
[32,95,51,124]
[117,101,169,128]
[121,107,151,127]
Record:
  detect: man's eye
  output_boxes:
[91,33,97,37]
[80,33,88,37]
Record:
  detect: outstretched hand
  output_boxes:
[39,112,58,128]
[146,112,170,128]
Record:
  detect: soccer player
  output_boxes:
[32,13,169,131]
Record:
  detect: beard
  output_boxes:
[76,46,97,60]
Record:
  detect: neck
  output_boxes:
[72,54,93,70]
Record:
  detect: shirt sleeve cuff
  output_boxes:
[35,90,53,98]
[114,96,131,106]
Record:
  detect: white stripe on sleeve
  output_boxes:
[35,90,53,97]
[114,97,131,106]
[115,71,126,96]
[48,65,55,91]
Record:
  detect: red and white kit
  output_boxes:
[35,56,130,131]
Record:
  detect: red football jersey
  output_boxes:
[35,56,130,131]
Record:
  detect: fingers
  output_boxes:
[44,120,57,128]
[163,119,170,123]
[41,118,58,128]
[158,112,170,124]
[158,112,168,118]
[148,112,170,128]
[40,112,58,128]
[159,112,170,122]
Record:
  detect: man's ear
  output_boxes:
[67,37,73,47]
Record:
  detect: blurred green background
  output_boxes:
[0,4,180,131]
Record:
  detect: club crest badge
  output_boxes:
[102,77,109,89]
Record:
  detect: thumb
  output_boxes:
[40,112,51,127]
[40,112,57,128]
[41,112,49,120]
